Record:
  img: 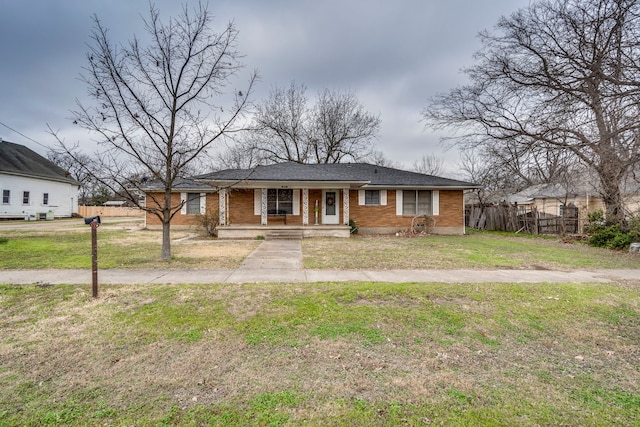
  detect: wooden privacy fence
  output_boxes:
[466,204,579,235]
[78,206,145,217]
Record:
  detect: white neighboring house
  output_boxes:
[0,140,80,219]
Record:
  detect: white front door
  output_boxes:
[322,190,340,225]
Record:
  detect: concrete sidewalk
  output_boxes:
[1,267,638,285]
[1,239,638,285]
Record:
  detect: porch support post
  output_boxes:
[343,188,350,226]
[218,188,227,226]
[302,188,309,225]
[261,187,268,225]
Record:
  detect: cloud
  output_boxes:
[0,0,531,173]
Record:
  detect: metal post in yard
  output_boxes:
[84,215,101,298]
[91,221,98,298]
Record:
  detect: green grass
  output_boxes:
[303,230,640,269]
[1,226,639,270]
[1,281,639,425]
[0,228,255,269]
[0,229,157,268]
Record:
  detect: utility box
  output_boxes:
[46,210,55,220]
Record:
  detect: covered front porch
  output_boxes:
[215,186,355,239]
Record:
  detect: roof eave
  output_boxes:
[363,184,481,190]
[0,170,80,186]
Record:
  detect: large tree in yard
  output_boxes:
[226,81,380,166]
[424,0,640,227]
[58,2,256,259]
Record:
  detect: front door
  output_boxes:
[322,190,339,224]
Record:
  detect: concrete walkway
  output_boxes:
[238,240,303,269]
[1,267,638,285]
[1,239,638,285]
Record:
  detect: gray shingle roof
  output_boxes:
[0,140,80,185]
[195,162,479,188]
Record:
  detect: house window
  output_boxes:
[186,193,200,215]
[364,190,380,205]
[2,190,9,204]
[42,193,49,205]
[402,190,431,215]
[23,191,30,205]
[558,204,565,217]
[267,189,293,215]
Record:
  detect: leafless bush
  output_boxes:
[196,208,219,237]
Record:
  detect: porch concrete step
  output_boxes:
[265,229,303,240]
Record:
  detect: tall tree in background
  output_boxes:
[55,2,256,259]
[309,88,380,163]
[424,0,640,227]
[458,149,513,207]
[47,147,99,204]
[230,81,380,166]
[412,154,444,176]
[251,81,310,163]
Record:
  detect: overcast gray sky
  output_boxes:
[0,0,532,173]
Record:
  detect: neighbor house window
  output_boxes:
[2,190,9,204]
[186,193,201,215]
[22,191,30,205]
[402,190,431,215]
[267,189,293,215]
[42,193,49,205]
[364,190,380,205]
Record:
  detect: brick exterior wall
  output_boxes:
[146,188,465,232]
[145,191,218,226]
[348,189,464,229]
[435,190,464,227]
[227,189,260,225]
[349,190,399,227]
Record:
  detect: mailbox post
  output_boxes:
[84,216,101,298]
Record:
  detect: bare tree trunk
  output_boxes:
[161,188,172,260]
[600,173,626,226]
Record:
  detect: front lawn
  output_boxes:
[1,281,638,425]
[303,231,640,270]
[1,226,638,270]
[0,228,259,269]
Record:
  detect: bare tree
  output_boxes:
[412,154,444,176]
[458,149,515,208]
[55,2,256,259]
[215,139,262,169]
[249,81,310,163]
[367,150,403,168]
[47,147,97,204]
[309,88,380,163]
[238,82,380,164]
[424,0,640,227]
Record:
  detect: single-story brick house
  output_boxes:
[143,162,479,238]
